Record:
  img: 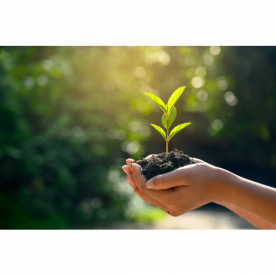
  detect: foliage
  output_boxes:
[144,87,191,154]
[133,208,166,223]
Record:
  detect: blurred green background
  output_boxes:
[0,46,275,229]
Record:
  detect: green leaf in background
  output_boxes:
[168,122,191,140]
[162,107,177,128]
[144,93,167,113]
[167,86,186,113]
[150,124,166,140]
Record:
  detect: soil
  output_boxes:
[135,149,194,180]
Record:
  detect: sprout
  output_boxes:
[144,86,191,155]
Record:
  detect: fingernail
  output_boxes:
[146,180,153,189]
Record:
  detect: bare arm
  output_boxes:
[211,168,276,227]
[215,201,276,229]
[123,157,276,229]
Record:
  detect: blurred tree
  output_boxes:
[219,47,276,167]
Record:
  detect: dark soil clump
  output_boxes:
[135,149,194,180]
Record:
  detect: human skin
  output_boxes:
[122,157,276,229]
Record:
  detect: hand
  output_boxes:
[129,158,219,216]
[122,155,166,209]
[123,156,276,228]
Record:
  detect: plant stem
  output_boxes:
[166,113,169,155]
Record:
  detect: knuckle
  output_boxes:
[169,210,180,217]
[167,206,180,217]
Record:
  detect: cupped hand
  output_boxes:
[127,157,219,216]
[122,155,167,210]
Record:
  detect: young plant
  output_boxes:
[144,86,191,155]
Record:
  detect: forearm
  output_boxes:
[211,168,276,226]
[215,201,276,229]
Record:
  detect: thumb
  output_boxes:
[146,169,183,190]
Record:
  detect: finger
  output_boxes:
[134,188,152,204]
[122,165,132,175]
[132,163,172,203]
[127,173,168,211]
[145,154,156,160]
[145,169,186,190]
[140,190,169,211]
[128,176,152,205]
[191,158,205,164]
[126,159,134,165]
[126,174,137,190]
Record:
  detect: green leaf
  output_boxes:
[144,93,167,113]
[168,122,191,140]
[150,124,166,140]
[167,86,186,113]
[162,107,177,128]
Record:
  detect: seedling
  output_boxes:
[144,86,191,155]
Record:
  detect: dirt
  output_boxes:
[134,149,194,180]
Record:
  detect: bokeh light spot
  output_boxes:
[224,91,238,106]
[141,84,152,94]
[191,77,203,88]
[129,121,142,132]
[195,66,206,77]
[41,59,53,70]
[212,119,223,131]
[197,90,208,101]
[108,170,120,182]
[37,75,48,86]
[23,76,34,89]
[203,54,214,65]
[90,197,103,208]
[210,46,221,55]
[150,45,164,50]
[154,50,170,66]
[135,66,146,78]
[122,141,141,154]
[217,78,228,91]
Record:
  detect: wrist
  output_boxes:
[207,166,241,204]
